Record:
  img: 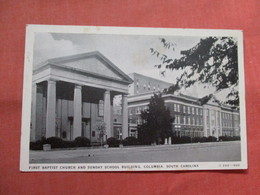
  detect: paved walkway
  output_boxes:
[29,141,241,163]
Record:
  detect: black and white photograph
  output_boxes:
[20,25,247,171]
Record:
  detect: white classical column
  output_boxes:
[209,109,213,136]
[215,110,219,139]
[203,106,208,137]
[104,90,111,138]
[122,94,128,139]
[164,138,168,145]
[110,97,114,137]
[73,85,82,139]
[168,137,172,145]
[31,83,37,141]
[219,110,223,137]
[46,80,56,138]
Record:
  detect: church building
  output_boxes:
[31,51,133,142]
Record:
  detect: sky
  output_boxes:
[33,32,219,99]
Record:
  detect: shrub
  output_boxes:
[171,136,180,144]
[208,136,217,142]
[219,136,227,141]
[30,136,90,150]
[233,136,241,141]
[159,139,164,145]
[179,136,192,144]
[192,137,201,143]
[219,136,241,141]
[199,137,208,142]
[106,137,120,147]
[122,136,139,146]
[171,136,221,144]
[63,140,76,148]
[137,127,154,145]
[46,137,64,148]
[74,136,91,147]
[171,136,191,144]
[30,140,43,150]
[30,137,47,150]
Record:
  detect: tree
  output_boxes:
[96,121,106,147]
[138,93,174,145]
[150,37,239,107]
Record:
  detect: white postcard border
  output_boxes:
[20,25,247,172]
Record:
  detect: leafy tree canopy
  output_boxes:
[138,93,174,144]
[150,37,239,107]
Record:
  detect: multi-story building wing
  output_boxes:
[221,105,240,136]
[127,73,240,139]
[128,72,172,95]
[113,72,172,138]
[128,92,153,137]
[163,94,204,138]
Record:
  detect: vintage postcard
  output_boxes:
[20,25,247,171]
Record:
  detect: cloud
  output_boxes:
[33,33,81,65]
[32,32,207,98]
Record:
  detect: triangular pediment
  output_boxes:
[207,98,220,106]
[198,94,222,107]
[36,51,133,84]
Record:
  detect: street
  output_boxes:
[30,141,241,163]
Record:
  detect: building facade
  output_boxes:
[127,73,240,139]
[128,72,172,95]
[31,51,133,142]
[113,73,173,138]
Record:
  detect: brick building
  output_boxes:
[126,73,240,139]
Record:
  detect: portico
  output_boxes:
[31,51,133,142]
[202,99,223,138]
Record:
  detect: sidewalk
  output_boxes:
[29,141,241,163]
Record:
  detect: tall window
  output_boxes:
[137,117,142,125]
[176,115,180,124]
[177,104,180,112]
[174,104,177,111]
[207,109,210,125]
[183,105,186,113]
[98,100,104,116]
[136,107,140,114]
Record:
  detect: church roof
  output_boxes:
[34,51,133,84]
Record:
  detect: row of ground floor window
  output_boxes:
[173,129,236,137]
[127,123,239,140]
